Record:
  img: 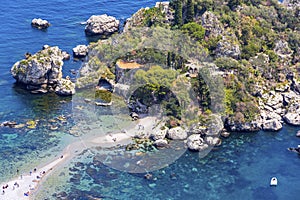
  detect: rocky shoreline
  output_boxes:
[9,1,300,153]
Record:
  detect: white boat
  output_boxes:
[270,177,278,186]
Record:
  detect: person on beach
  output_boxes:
[14,182,19,188]
[33,168,37,173]
[2,190,4,195]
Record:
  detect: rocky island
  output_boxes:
[85,14,120,37]
[11,45,75,96]
[3,1,300,199]
[31,18,51,29]
[10,0,300,151]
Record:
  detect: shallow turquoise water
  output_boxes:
[0,0,158,184]
[35,125,300,200]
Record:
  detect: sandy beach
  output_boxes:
[0,151,70,200]
[0,116,158,200]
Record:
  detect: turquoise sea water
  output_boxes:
[0,1,299,200]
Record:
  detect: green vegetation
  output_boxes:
[133,65,182,119]
[143,7,166,27]
[181,22,205,41]
[173,0,183,26]
[84,0,300,125]
[186,0,195,23]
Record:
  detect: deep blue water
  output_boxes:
[0,1,299,200]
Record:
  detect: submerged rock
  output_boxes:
[153,139,169,148]
[85,14,119,36]
[31,18,50,29]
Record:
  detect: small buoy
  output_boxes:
[270,177,278,186]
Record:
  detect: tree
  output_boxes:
[241,41,261,59]
[186,0,195,23]
[174,0,183,26]
[181,22,205,41]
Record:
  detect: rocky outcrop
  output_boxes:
[123,3,174,32]
[283,103,300,125]
[166,127,187,140]
[215,35,241,59]
[85,14,119,36]
[225,118,262,132]
[11,46,74,96]
[274,40,293,57]
[123,8,148,32]
[201,11,224,38]
[151,126,169,141]
[72,45,88,58]
[153,139,169,148]
[204,136,222,146]
[274,40,293,66]
[31,18,50,29]
[262,119,283,131]
[186,134,209,151]
[55,77,75,96]
[226,80,300,131]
